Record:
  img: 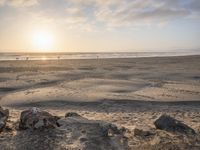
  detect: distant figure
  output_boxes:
[57,56,60,60]
[16,57,19,60]
[26,57,29,60]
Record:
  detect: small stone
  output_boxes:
[79,137,88,142]
[100,123,124,137]
[134,128,152,137]
[19,107,59,130]
[154,114,196,135]
[0,106,9,132]
[0,106,9,118]
[65,112,81,118]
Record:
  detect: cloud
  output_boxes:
[0,0,199,29]
[0,0,38,7]
[64,0,197,28]
[65,7,86,24]
[187,0,200,11]
[0,0,5,5]
[69,0,120,5]
[95,0,191,27]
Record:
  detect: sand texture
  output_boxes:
[0,55,200,149]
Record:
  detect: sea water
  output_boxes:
[0,51,199,61]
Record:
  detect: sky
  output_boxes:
[0,0,200,52]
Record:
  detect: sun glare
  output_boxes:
[32,30,54,52]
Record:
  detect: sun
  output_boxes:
[32,30,54,52]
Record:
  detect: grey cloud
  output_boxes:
[187,0,200,11]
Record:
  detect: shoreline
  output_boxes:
[0,53,199,62]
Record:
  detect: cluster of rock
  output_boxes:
[0,107,195,149]
[17,107,126,138]
[15,108,124,136]
[0,106,197,138]
[16,108,128,149]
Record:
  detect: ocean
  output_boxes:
[0,51,199,61]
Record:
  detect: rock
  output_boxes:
[58,114,123,137]
[0,106,9,117]
[0,106,9,132]
[154,114,196,135]
[79,136,88,142]
[19,107,59,130]
[57,114,127,149]
[134,128,153,137]
[101,122,123,136]
[65,112,81,118]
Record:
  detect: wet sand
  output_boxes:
[0,55,200,149]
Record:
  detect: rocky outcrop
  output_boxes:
[154,114,196,135]
[17,110,127,149]
[59,112,124,137]
[0,106,9,132]
[19,107,60,130]
[57,112,127,149]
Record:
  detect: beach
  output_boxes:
[0,55,200,149]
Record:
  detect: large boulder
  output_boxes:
[57,112,127,150]
[64,112,126,136]
[64,112,118,136]
[154,114,195,135]
[0,106,9,132]
[19,107,59,130]
[58,112,124,137]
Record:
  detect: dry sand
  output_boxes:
[0,55,200,149]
